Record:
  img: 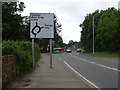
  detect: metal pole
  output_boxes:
[50,38,52,68]
[93,16,95,55]
[32,38,35,68]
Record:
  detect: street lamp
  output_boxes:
[118,1,120,11]
[93,16,95,55]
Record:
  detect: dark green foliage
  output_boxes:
[53,14,64,48]
[2,41,40,75]
[2,2,26,41]
[80,7,120,53]
[2,1,64,54]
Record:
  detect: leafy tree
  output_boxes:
[80,7,120,53]
[96,8,119,52]
[2,2,25,41]
[67,40,78,49]
[53,14,63,48]
[2,2,64,52]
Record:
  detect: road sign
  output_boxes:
[30,13,54,38]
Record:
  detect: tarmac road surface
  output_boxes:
[61,52,119,88]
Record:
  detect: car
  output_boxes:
[77,48,81,52]
[82,49,85,53]
[77,48,85,53]
[66,49,72,53]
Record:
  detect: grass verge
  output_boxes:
[87,52,119,58]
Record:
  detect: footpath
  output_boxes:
[6,53,94,88]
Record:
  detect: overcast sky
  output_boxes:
[19,0,119,44]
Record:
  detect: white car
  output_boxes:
[77,48,85,53]
[77,49,81,52]
[66,49,72,53]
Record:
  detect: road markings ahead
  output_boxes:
[69,54,120,72]
[64,61,100,89]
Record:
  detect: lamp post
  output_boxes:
[93,16,95,55]
[118,1,120,11]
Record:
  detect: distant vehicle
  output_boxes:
[82,49,85,53]
[77,49,81,52]
[53,48,65,53]
[77,48,85,53]
[54,48,65,51]
[66,49,72,53]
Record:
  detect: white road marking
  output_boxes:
[64,61,100,89]
[69,54,120,72]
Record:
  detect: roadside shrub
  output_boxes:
[2,40,40,75]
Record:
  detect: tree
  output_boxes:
[2,2,25,41]
[2,1,64,52]
[96,8,119,52]
[80,7,120,53]
[53,14,63,48]
[67,40,78,49]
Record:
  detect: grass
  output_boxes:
[88,52,119,58]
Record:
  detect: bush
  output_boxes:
[2,40,40,75]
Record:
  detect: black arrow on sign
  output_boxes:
[32,22,44,38]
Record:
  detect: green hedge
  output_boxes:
[2,40,40,75]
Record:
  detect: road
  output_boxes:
[60,52,119,88]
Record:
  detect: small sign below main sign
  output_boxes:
[30,13,54,38]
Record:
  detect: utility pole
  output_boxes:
[118,1,120,11]
[93,16,95,55]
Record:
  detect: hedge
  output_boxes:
[2,40,40,75]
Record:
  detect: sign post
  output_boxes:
[32,38,35,68]
[30,13,54,68]
[50,39,52,68]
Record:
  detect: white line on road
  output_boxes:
[64,61,100,89]
[69,54,120,72]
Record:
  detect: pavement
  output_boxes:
[6,53,94,88]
